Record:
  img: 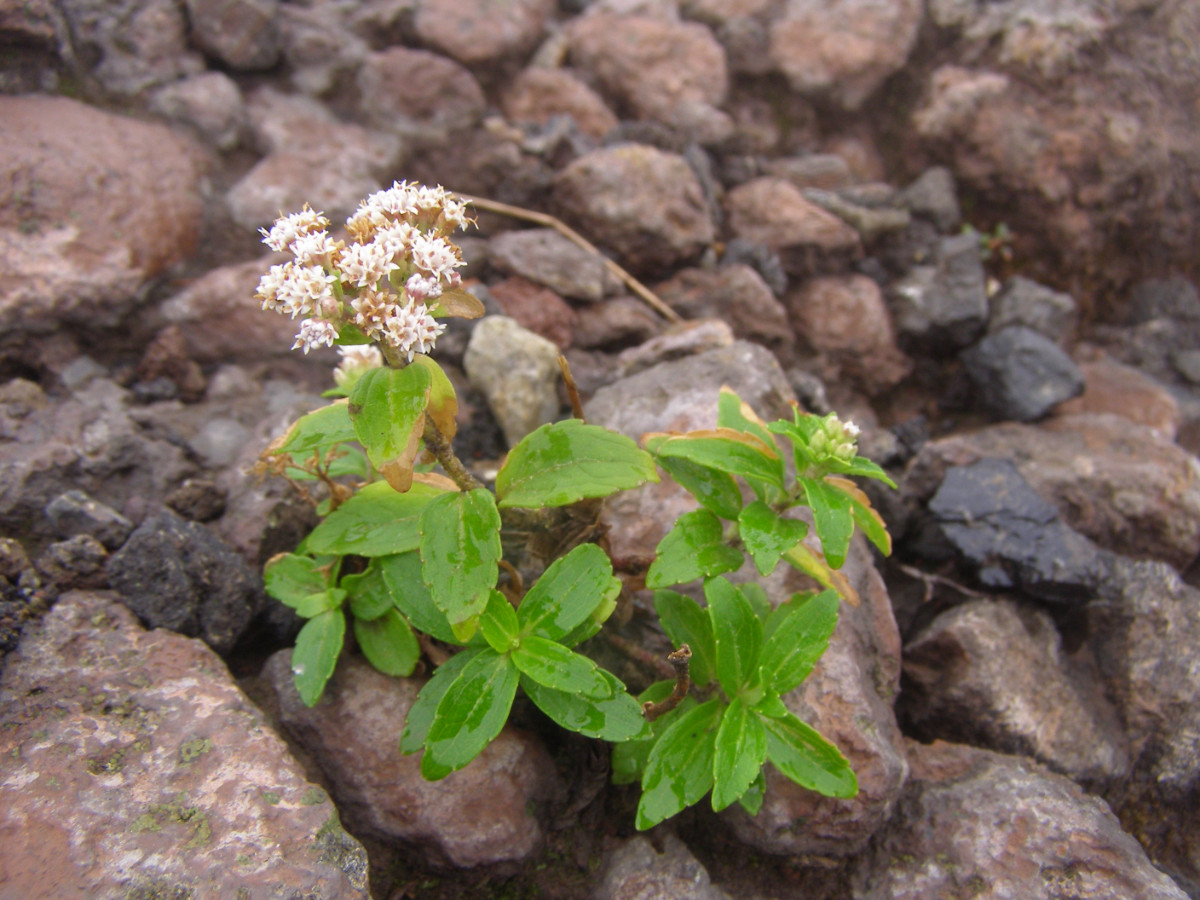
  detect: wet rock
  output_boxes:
[149,70,246,151]
[896,166,961,233]
[415,0,554,65]
[901,598,1129,785]
[0,592,369,898]
[501,67,619,142]
[724,177,861,278]
[105,509,261,655]
[184,0,280,70]
[960,326,1085,422]
[1056,352,1181,439]
[572,297,663,350]
[489,227,621,303]
[553,144,716,276]
[613,319,735,379]
[595,833,731,900]
[886,231,988,353]
[924,457,1112,604]
[489,276,577,349]
[0,96,205,343]
[655,264,794,357]
[44,490,133,550]
[987,275,1078,344]
[33,533,109,591]
[263,651,557,868]
[464,316,563,447]
[784,274,912,396]
[357,46,486,142]
[567,14,731,141]
[850,740,1188,900]
[768,0,922,111]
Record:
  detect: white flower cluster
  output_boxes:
[255,182,472,358]
[811,413,861,463]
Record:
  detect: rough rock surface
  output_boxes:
[464,315,563,447]
[415,0,554,65]
[489,227,622,303]
[595,834,731,900]
[655,264,794,358]
[0,592,369,899]
[960,326,1085,422]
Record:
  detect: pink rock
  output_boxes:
[572,297,663,350]
[356,47,485,139]
[415,0,555,65]
[655,264,794,357]
[489,275,578,349]
[1055,352,1181,440]
[502,67,619,141]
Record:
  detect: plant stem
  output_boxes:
[423,419,484,492]
[642,644,692,722]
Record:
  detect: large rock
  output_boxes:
[489,227,621,304]
[356,46,486,142]
[0,96,204,346]
[263,652,558,868]
[885,231,988,353]
[959,326,1085,422]
[184,0,280,71]
[501,66,619,142]
[464,316,564,448]
[595,834,731,900]
[415,0,555,65]
[655,264,794,358]
[0,592,369,898]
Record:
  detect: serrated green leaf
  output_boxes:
[376,551,457,644]
[292,610,346,707]
[512,636,613,699]
[739,581,772,623]
[646,509,743,589]
[759,589,838,695]
[305,481,449,557]
[400,649,477,754]
[825,476,892,557]
[653,589,716,688]
[348,364,431,478]
[762,712,857,798]
[423,649,519,778]
[753,693,789,719]
[342,564,393,620]
[655,455,743,521]
[645,428,784,490]
[797,476,855,569]
[781,543,859,607]
[636,699,722,830]
[480,590,520,654]
[705,577,762,696]
[738,501,809,576]
[522,672,650,742]
[276,400,357,455]
[419,488,501,627]
[716,387,777,450]
[292,588,344,619]
[495,419,659,509]
[518,543,618,642]
[264,553,329,607]
[824,455,897,488]
[711,696,767,811]
[354,608,419,676]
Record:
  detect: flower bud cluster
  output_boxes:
[809,414,860,464]
[255,183,473,358]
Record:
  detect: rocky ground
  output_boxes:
[2,0,1200,898]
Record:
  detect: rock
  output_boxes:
[613,318,735,379]
[33,533,108,591]
[1127,275,1200,325]
[900,598,1129,785]
[801,188,911,242]
[0,96,205,344]
[501,67,620,142]
[136,325,207,403]
[896,166,961,232]
[567,14,731,141]
[263,651,557,868]
[415,0,555,65]
[149,70,246,150]
[44,490,133,550]
[1056,352,1181,439]
[488,276,578,349]
[572,297,663,350]
[165,479,228,523]
[960,326,1085,422]
[489,227,621,303]
[276,0,369,96]
[768,0,922,111]
[923,457,1112,604]
[904,414,1200,572]
[356,47,486,142]
[655,264,794,357]
[719,238,788,297]
[105,509,261,655]
[764,153,854,192]
[850,740,1189,900]
[784,274,912,396]
[886,231,988,353]
[184,0,280,70]
[464,316,563,447]
[595,833,731,900]
[987,276,1079,343]
[0,592,369,898]
[553,144,717,277]
[724,177,861,278]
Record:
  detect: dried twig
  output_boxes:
[897,563,989,603]
[558,354,585,421]
[642,644,692,722]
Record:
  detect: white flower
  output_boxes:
[334,344,383,387]
[382,301,447,361]
[259,206,328,253]
[291,230,339,267]
[255,263,291,311]
[349,286,397,338]
[405,272,443,304]
[843,421,861,438]
[275,264,336,319]
[374,221,418,261]
[410,233,463,282]
[338,241,395,289]
[292,318,338,354]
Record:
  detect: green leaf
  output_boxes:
[762,712,857,799]
[512,636,613,699]
[555,575,621,649]
[753,693,789,719]
[705,577,762,696]
[409,355,458,440]
[400,649,477,754]
[611,680,681,785]
[423,649,519,779]
[264,553,329,607]
[522,672,650,742]
[737,501,809,576]
[418,488,502,627]
[348,364,431,478]
[781,543,859,607]
[738,771,766,815]
[711,696,767,811]
[797,477,855,569]
[655,455,743,521]
[376,551,457,644]
[645,428,784,490]
[292,610,346,707]
[653,590,717,688]
[739,581,772,623]
[479,590,520,654]
[636,699,722,830]
[645,509,743,589]
[716,387,777,450]
[495,419,659,509]
[292,588,345,619]
[342,564,393,620]
[759,590,838,694]
[276,400,357,454]
[825,476,892,557]
[305,481,449,557]
[824,455,897,488]
[518,543,619,642]
[354,608,419,677]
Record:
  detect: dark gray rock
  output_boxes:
[988,276,1079,343]
[886,232,988,352]
[105,510,260,655]
[34,534,108,591]
[897,166,961,232]
[960,326,1085,421]
[595,834,731,900]
[1126,275,1200,325]
[925,457,1112,604]
[184,0,280,71]
[45,490,133,550]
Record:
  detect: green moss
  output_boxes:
[313,812,369,890]
[261,790,281,805]
[235,854,252,866]
[301,786,327,806]
[124,878,195,900]
[86,748,127,775]
[129,795,211,849]
[177,737,213,766]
